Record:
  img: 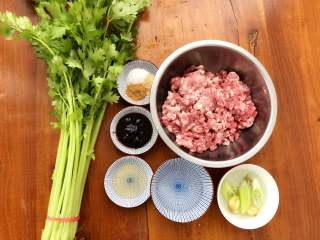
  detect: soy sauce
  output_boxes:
[116,113,153,148]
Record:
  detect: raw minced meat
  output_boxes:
[161,65,257,153]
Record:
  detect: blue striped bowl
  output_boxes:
[151,158,213,222]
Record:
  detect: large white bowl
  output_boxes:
[217,164,279,229]
[150,40,277,168]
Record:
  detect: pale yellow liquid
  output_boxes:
[112,164,147,199]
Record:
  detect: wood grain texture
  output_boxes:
[0,0,320,239]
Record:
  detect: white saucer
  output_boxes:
[117,60,158,105]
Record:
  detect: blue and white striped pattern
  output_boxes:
[117,60,158,105]
[104,156,153,208]
[151,158,213,223]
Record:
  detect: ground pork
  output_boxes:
[161,65,257,153]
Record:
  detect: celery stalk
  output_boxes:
[0,1,150,239]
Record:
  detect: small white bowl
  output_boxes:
[217,164,279,229]
[110,106,158,155]
[117,60,158,105]
[104,156,153,208]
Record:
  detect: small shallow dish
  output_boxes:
[104,156,153,208]
[117,60,158,105]
[151,158,213,223]
[217,164,279,229]
[150,40,277,168]
[110,106,158,155]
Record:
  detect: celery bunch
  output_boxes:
[0,0,149,239]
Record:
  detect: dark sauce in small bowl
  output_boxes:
[116,113,153,149]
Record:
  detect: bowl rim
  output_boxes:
[150,40,277,168]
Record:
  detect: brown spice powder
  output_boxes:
[125,74,154,101]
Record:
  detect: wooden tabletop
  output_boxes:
[1,0,319,239]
